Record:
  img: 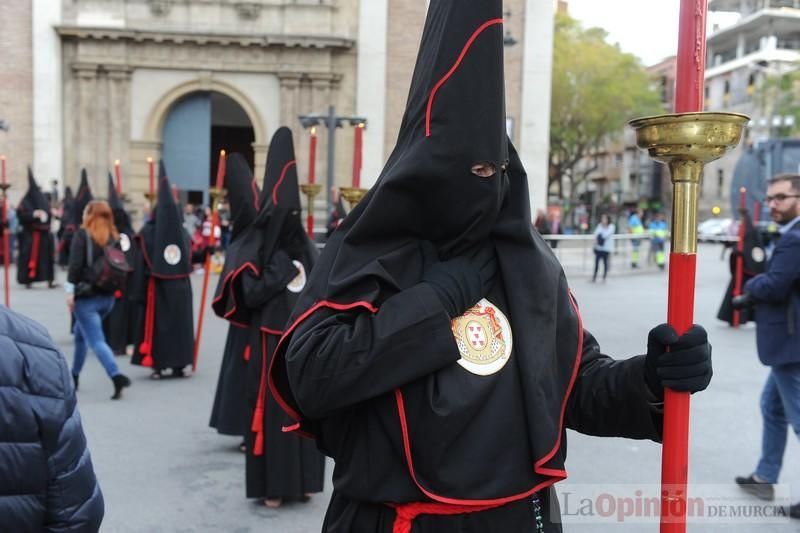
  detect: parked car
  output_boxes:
[698,218,735,242]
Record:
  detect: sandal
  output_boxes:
[149,370,162,380]
[264,498,282,509]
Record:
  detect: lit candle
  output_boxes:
[114,159,122,193]
[0,156,5,186]
[352,123,364,189]
[147,157,155,197]
[308,127,317,185]
[215,150,226,189]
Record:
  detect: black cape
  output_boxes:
[103,173,138,354]
[17,168,55,285]
[131,162,194,371]
[209,153,260,436]
[268,2,662,531]
[57,186,75,267]
[717,209,766,325]
[217,129,324,500]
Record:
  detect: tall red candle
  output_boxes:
[215,150,226,189]
[147,157,155,196]
[352,123,364,188]
[308,127,317,185]
[114,160,122,193]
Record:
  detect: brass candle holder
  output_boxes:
[300,183,322,237]
[339,186,368,211]
[629,112,748,254]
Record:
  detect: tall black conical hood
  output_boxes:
[142,161,191,277]
[73,168,94,227]
[258,126,301,220]
[21,167,50,214]
[225,153,260,238]
[108,172,133,236]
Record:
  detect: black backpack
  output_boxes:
[85,230,133,292]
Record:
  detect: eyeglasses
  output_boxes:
[765,194,800,204]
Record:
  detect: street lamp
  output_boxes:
[297,106,367,212]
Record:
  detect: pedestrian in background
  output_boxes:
[628,208,645,268]
[0,304,104,532]
[733,174,800,519]
[649,211,669,270]
[592,213,615,282]
[66,200,132,400]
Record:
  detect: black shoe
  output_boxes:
[72,374,79,391]
[111,374,131,400]
[735,474,775,501]
[789,502,800,519]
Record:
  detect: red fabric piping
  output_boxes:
[138,277,156,367]
[267,300,379,428]
[272,160,296,206]
[252,329,283,456]
[425,18,504,137]
[391,290,585,505]
[28,231,41,278]
[210,261,259,320]
[251,179,260,212]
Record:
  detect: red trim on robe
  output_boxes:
[425,19,504,137]
[28,231,41,279]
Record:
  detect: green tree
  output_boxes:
[757,64,800,137]
[549,14,662,213]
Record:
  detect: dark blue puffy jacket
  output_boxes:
[0,306,104,532]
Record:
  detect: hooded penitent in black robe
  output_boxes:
[216,128,324,501]
[17,168,55,286]
[103,173,137,355]
[130,163,194,373]
[267,2,663,532]
[60,169,94,268]
[209,153,261,436]
[717,209,766,325]
[57,186,75,267]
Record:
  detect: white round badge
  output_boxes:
[119,233,131,253]
[163,244,182,266]
[451,298,513,376]
[286,260,307,293]
[751,246,766,264]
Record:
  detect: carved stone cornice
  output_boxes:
[56,26,355,51]
[234,2,262,20]
[147,0,173,17]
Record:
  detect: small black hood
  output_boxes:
[107,172,133,236]
[224,153,260,239]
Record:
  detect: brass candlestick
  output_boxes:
[300,183,322,238]
[339,186,368,211]
[629,112,749,254]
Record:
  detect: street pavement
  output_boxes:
[7,243,799,532]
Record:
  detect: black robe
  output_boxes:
[130,166,194,372]
[17,170,55,285]
[57,187,75,267]
[210,153,261,437]
[216,134,325,500]
[267,3,662,531]
[717,209,766,325]
[60,170,94,270]
[103,174,137,354]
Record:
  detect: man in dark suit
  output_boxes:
[733,174,800,518]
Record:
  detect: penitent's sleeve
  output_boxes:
[284,283,460,419]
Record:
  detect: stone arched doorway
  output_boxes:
[161,91,255,206]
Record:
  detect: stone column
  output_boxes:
[107,66,133,193]
[279,74,300,133]
[72,63,98,187]
[311,77,332,199]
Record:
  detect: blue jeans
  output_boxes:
[72,294,121,379]
[754,364,800,483]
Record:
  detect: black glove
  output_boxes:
[644,324,712,398]
[731,293,753,310]
[423,244,498,318]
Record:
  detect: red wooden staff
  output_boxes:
[732,187,747,327]
[662,1,708,531]
[1,155,10,308]
[307,128,317,237]
[193,150,226,372]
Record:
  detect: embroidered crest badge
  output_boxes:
[119,233,131,253]
[451,298,513,376]
[163,244,181,266]
[286,260,307,293]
